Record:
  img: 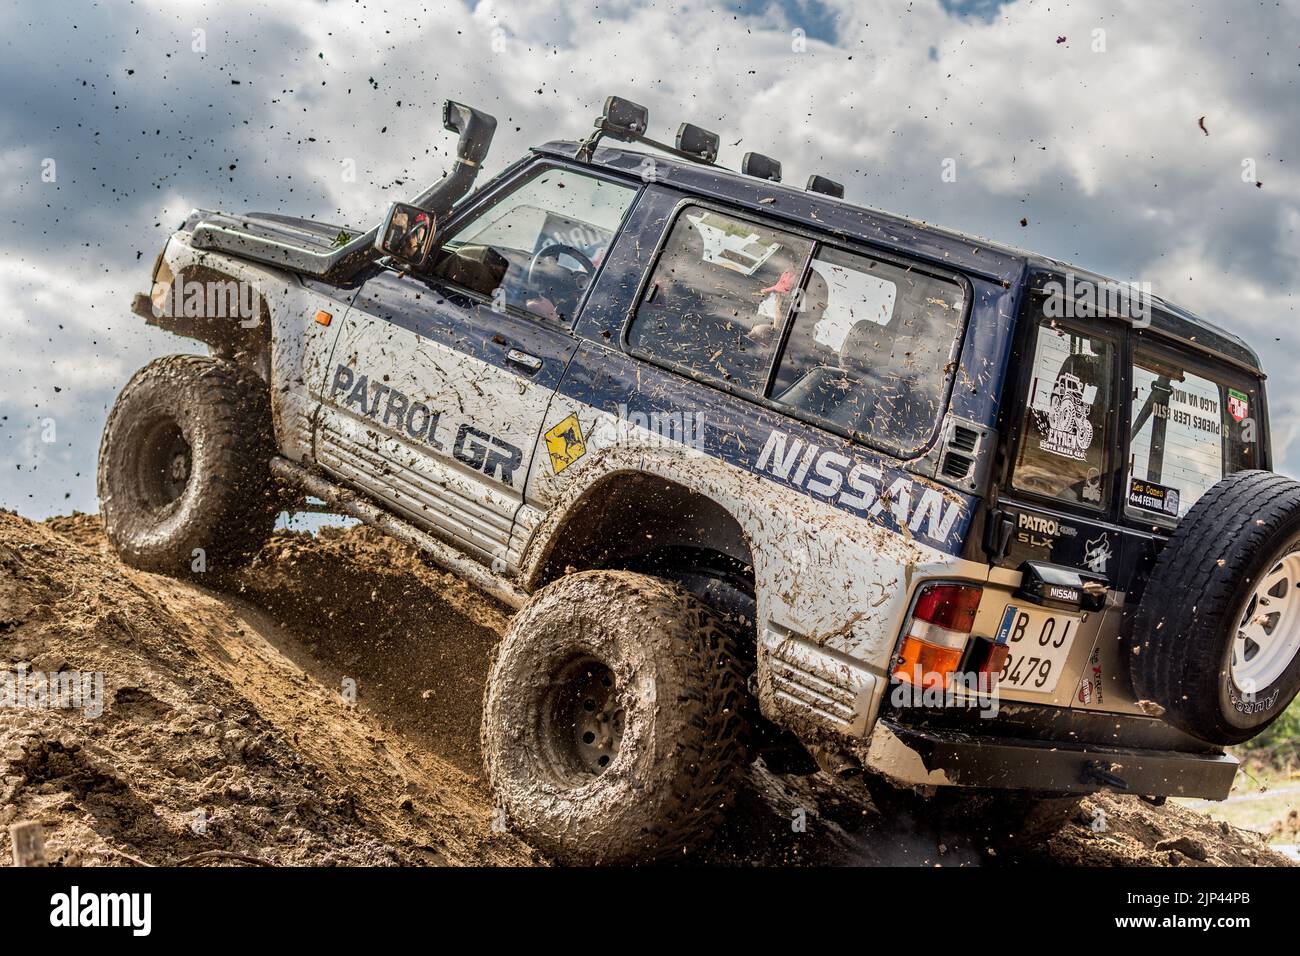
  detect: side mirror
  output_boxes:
[376,202,437,265]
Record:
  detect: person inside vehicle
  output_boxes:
[400,210,432,259]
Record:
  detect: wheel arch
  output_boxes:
[526,468,756,610]
[144,260,273,360]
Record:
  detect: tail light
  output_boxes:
[893,583,983,690]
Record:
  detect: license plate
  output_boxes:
[994,604,1081,694]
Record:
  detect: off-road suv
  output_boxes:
[100,97,1300,864]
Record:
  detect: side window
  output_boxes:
[1012,322,1117,507]
[627,207,813,394]
[1126,346,1259,523]
[770,247,966,454]
[429,166,637,323]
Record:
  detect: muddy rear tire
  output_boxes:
[481,570,751,865]
[97,354,281,575]
[1130,470,1300,745]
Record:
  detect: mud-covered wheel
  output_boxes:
[97,354,281,575]
[1131,470,1300,745]
[481,570,751,864]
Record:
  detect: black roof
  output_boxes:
[534,140,1263,374]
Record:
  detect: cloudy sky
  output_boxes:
[1,0,1296,517]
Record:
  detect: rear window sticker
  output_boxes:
[1128,477,1181,517]
[1166,386,1221,436]
[1228,388,1249,422]
[1035,371,1096,461]
[1082,467,1103,504]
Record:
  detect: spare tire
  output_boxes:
[1131,470,1300,745]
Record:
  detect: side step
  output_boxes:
[270,457,528,610]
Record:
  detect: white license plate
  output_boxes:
[994,604,1081,694]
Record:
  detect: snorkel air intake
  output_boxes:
[423,100,497,216]
[189,100,497,283]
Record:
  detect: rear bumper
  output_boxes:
[863,718,1238,800]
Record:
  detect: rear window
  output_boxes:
[1126,345,1261,522]
[1012,321,1118,508]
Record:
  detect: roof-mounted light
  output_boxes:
[598,96,650,140]
[578,94,720,165]
[741,152,782,182]
[806,174,844,199]
[675,123,720,163]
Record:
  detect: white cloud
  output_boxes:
[1,0,1298,517]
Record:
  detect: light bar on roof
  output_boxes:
[599,96,649,140]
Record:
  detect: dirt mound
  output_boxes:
[0,511,533,866]
[0,510,1290,867]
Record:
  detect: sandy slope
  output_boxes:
[0,511,1288,867]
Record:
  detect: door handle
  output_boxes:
[506,348,543,373]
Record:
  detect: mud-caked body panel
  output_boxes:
[517,336,986,737]
[150,229,360,467]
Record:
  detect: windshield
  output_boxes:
[1126,344,1262,523]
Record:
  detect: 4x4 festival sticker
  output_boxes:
[1128,477,1181,517]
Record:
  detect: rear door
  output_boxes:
[991,300,1266,711]
[989,309,1127,706]
[999,311,1126,577]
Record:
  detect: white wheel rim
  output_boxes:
[1232,548,1300,691]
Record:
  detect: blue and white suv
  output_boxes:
[99,97,1300,864]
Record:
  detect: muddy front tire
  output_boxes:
[97,354,281,575]
[481,570,751,865]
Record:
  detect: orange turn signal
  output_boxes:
[314,310,332,326]
[894,636,964,690]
